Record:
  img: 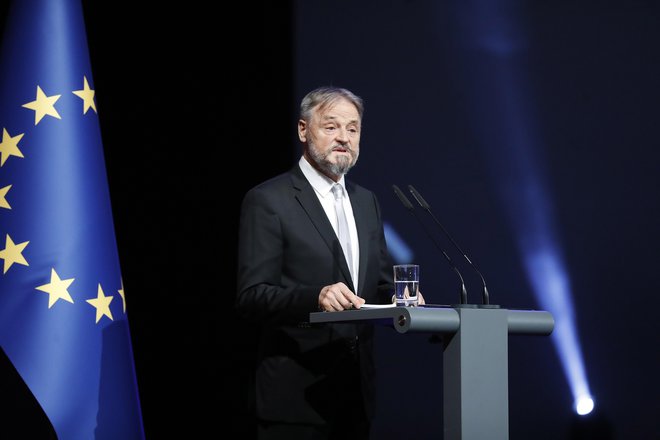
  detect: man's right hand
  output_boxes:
[318,282,365,311]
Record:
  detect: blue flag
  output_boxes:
[0,0,145,438]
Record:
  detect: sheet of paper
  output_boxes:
[359,303,396,309]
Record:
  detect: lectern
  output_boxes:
[310,306,554,440]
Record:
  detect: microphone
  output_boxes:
[392,184,468,305]
[407,184,494,307]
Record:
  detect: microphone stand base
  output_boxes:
[451,303,501,309]
[478,304,501,309]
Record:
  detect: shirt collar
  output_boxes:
[299,155,346,198]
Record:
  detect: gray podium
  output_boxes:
[310,306,554,440]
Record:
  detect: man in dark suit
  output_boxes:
[236,86,406,439]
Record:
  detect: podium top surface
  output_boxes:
[309,305,554,335]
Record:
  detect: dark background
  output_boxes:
[2,1,660,439]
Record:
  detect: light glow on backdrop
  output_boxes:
[384,223,414,264]
[451,0,593,415]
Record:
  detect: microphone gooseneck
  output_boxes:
[407,184,491,306]
[392,184,468,305]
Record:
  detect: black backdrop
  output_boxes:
[84,2,295,438]
[82,2,294,438]
[2,1,660,439]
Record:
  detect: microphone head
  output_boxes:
[407,185,430,210]
[392,184,414,210]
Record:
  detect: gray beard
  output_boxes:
[309,144,358,177]
[326,154,353,176]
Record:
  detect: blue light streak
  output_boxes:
[446,0,594,415]
[384,222,414,264]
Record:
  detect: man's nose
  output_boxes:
[335,127,349,142]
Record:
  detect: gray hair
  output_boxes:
[299,86,364,123]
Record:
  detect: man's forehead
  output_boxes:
[316,102,360,122]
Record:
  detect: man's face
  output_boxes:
[299,97,361,179]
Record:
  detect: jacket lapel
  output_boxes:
[346,181,368,294]
[290,167,354,288]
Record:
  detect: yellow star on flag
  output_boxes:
[0,128,25,167]
[118,280,127,313]
[0,185,11,209]
[35,268,75,308]
[22,85,62,125]
[86,284,114,323]
[72,76,97,114]
[0,234,29,274]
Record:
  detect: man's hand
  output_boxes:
[318,282,365,311]
[391,290,426,306]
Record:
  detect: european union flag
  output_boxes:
[0,0,145,438]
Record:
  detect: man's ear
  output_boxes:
[298,119,307,142]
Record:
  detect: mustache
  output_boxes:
[331,145,353,153]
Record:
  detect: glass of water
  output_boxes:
[393,264,419,307]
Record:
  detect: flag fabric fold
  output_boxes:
[0,0,144,438]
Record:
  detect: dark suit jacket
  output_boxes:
[236,164,394,425]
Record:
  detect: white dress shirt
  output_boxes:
[299,156,360,292]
